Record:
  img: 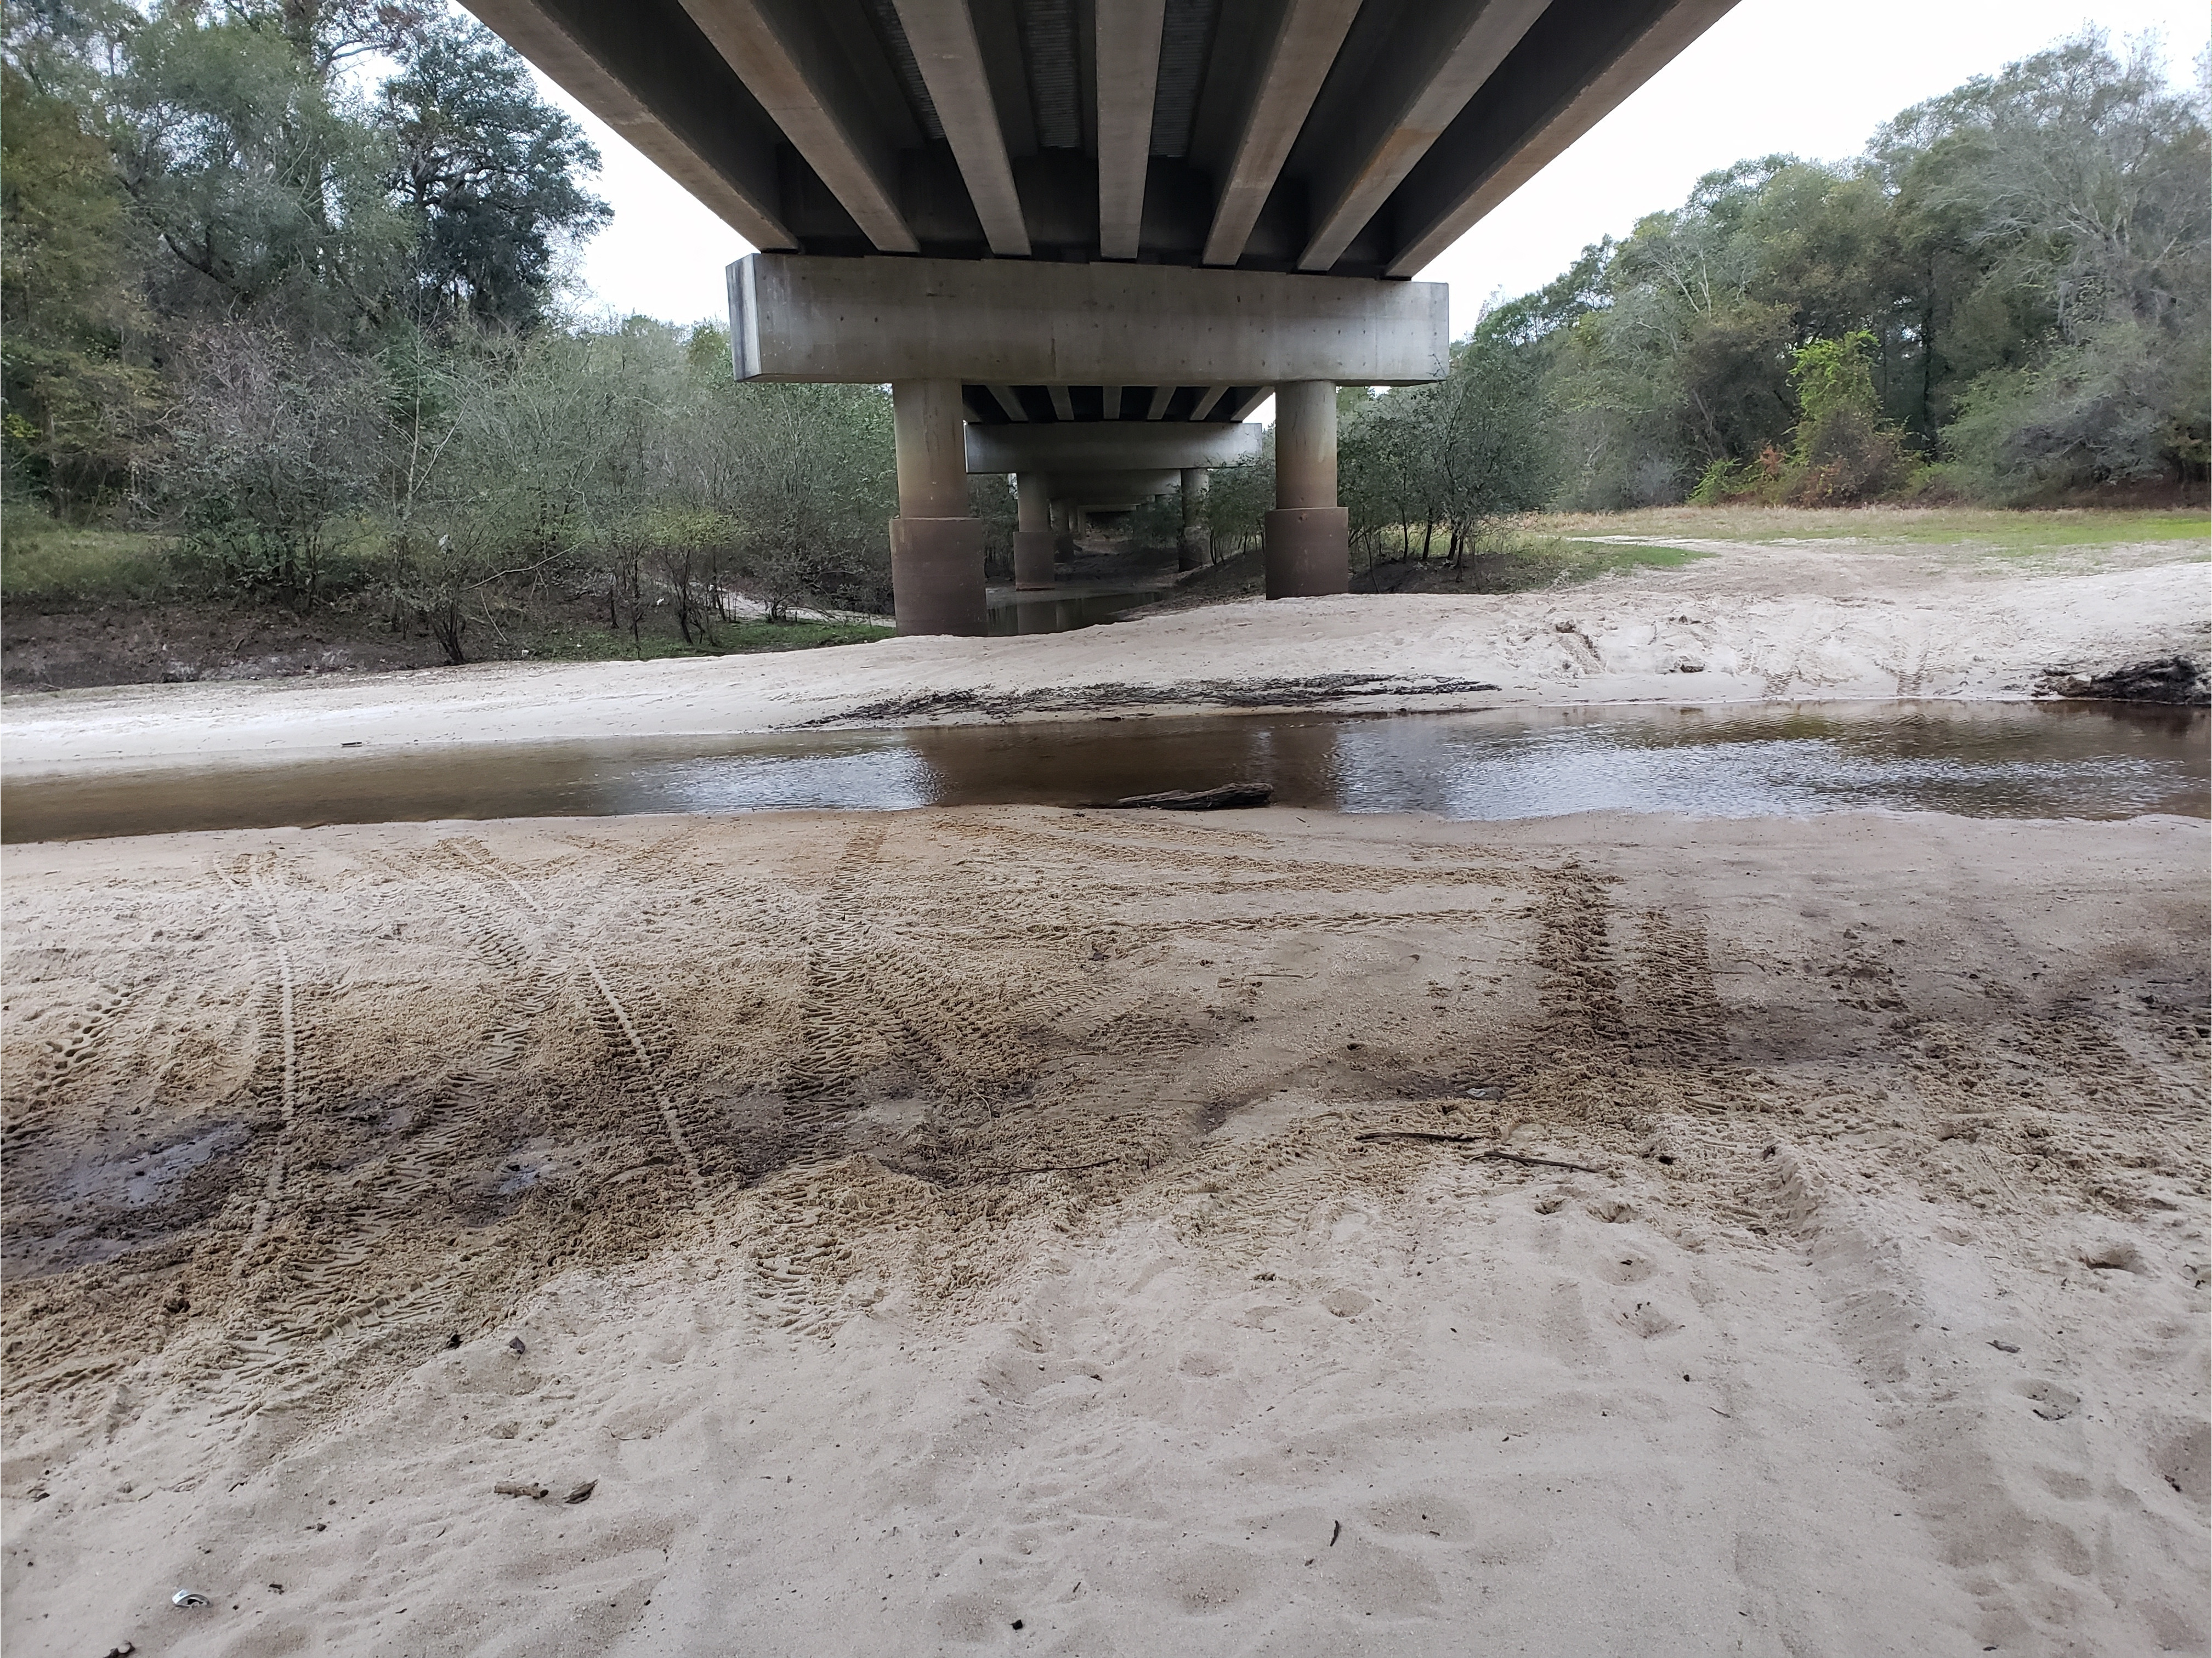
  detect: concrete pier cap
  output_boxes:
[728,256,1446,387]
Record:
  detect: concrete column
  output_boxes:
[1178,467,1210,572]
[890,380,986,635]
[1265,380,1349,599]
[1013,470,1054,590]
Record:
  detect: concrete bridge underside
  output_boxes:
[466,0,1739,633]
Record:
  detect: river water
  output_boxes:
[5,702,2202,843]
[985,585,1157,635]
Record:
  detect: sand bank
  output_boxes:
[5,548,2205,777]
[3,805,2205,1654]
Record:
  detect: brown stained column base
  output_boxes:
[1012,529,1057,590]
[1263,507,1350,599]
[889,516,988,635]
[1177,527,1209,573]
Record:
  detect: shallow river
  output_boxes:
[985,585,1155,634]
[5,701,2203,843]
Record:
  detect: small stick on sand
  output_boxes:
[1353,1131,1609,1174]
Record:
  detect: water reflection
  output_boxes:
[985,588,1154,635]
[4,701,2203,843]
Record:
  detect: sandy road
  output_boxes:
[2,805,2205,1655]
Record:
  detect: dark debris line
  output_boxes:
[812,674,1503,725]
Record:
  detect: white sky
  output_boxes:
[545,0,2209,342]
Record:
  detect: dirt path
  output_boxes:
[5,544,2204,777]
[3,807,2204,1655]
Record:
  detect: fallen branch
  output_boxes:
[1352,1131,1609,1174]
[1104,783,1272,811]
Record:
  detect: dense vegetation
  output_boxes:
[2,10,2205,661]
[1194,32,2210,569]
[3,0,899,661]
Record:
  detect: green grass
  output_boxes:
[1549,539,1712,572]
[0,515,175,603]
[1356,532,1712,594]
[521,617,893,662]
[1528,504,2210,553]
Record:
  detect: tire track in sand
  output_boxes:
[224,853,302,1284]
[202,851,338,1417]
[447,841,706,1199]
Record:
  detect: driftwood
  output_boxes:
[1353,1131,1609,1174]
[1106,783,1273,811]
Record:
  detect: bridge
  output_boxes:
[464,0,1737,632]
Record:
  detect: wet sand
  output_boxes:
[3,805,2207,1655]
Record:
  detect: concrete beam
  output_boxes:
[1297,0,1549,272]
[1201,0,1363,267]
[889,0,1032,256]
[676,0,916,253]
[986,384,1028,421]
[967,421,1259,473]
[1095,0,1167,260]
[465,0,795,249]
[1386,0,1740,278]
[1047,469,1182,501]
[1222,386,1272,423]
[728,255,1450,385]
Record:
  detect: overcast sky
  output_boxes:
[544,0,2210,341]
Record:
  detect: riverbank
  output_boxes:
[3,805,2205,1655]
[5,540,2205,777]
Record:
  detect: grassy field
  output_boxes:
[0,519,178,603]
[1529,503,2210,553]
[1353,533,1712,594]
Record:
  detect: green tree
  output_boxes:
[1,58,159,514]
[109,5,416,333]
[1783,330,1913,501]
[381,12,609,331]
[1879,32,2210,493]
[168,325,388,609]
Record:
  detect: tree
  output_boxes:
[1783,331,1913,501]
[381,13,608,332]
[718,380,896,619]
[108,5,416,333]
[1880,32,2210,493]
[168,325,387,610]
[1,57,159,514]
[1201,440,1273,559]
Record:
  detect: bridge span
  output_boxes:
[463,0,1738,632]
